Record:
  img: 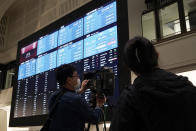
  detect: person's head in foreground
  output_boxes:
[124,36,158,75]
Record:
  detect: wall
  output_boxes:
[156,33,196,70]
[0,109,7,131]
[0,88,12,107]
[0,0,92,64]
[0,0,16,20]
[127,0,146,38]
[0,88,12,131]
[127,0,196,71]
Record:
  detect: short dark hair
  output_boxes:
[56,64,76,87]
[123,36,158,74]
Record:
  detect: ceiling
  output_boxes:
[0,0,17,64]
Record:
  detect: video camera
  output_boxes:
[84,67,115,96]
[83,67,115,107]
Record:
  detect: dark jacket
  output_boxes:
[110,68,196,131]
[48,89,103,131]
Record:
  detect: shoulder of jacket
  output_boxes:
[119,85,137,101]
[126,85,137,94]
[124,85,139,103]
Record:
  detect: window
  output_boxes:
[183,0,196,31]
[4,68,15,89]
[159,3,181,38]
[142,11,156,41]
[142,0,196,42]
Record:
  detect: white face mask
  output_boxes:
[73,78,81,90]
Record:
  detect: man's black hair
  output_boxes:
[56,64,76,87]
[124,36,158,74]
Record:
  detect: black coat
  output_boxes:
[110,68,196,131]
[48,89,103,131]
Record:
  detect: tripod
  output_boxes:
[86,123,100,131]
[86,104,108,131]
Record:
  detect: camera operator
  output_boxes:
[48,64,105,131]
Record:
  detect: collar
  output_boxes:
[61,87,75,93]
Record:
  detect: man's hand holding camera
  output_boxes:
[77,79,106,108]
[77,80,89,94]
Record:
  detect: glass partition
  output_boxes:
[142,11,156,41]
[159,3,181,38]
[183,0,196,31]
[4,68,15,89]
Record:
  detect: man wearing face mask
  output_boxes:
[48,64,105,131]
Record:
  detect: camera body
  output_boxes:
[84,67,115,96]
[83,67,115,107]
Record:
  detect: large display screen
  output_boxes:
[37,31,58,55]
[84,1,117,35]
[58,18,83,46]
[10,0,129,126]
[57,40,83,67]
